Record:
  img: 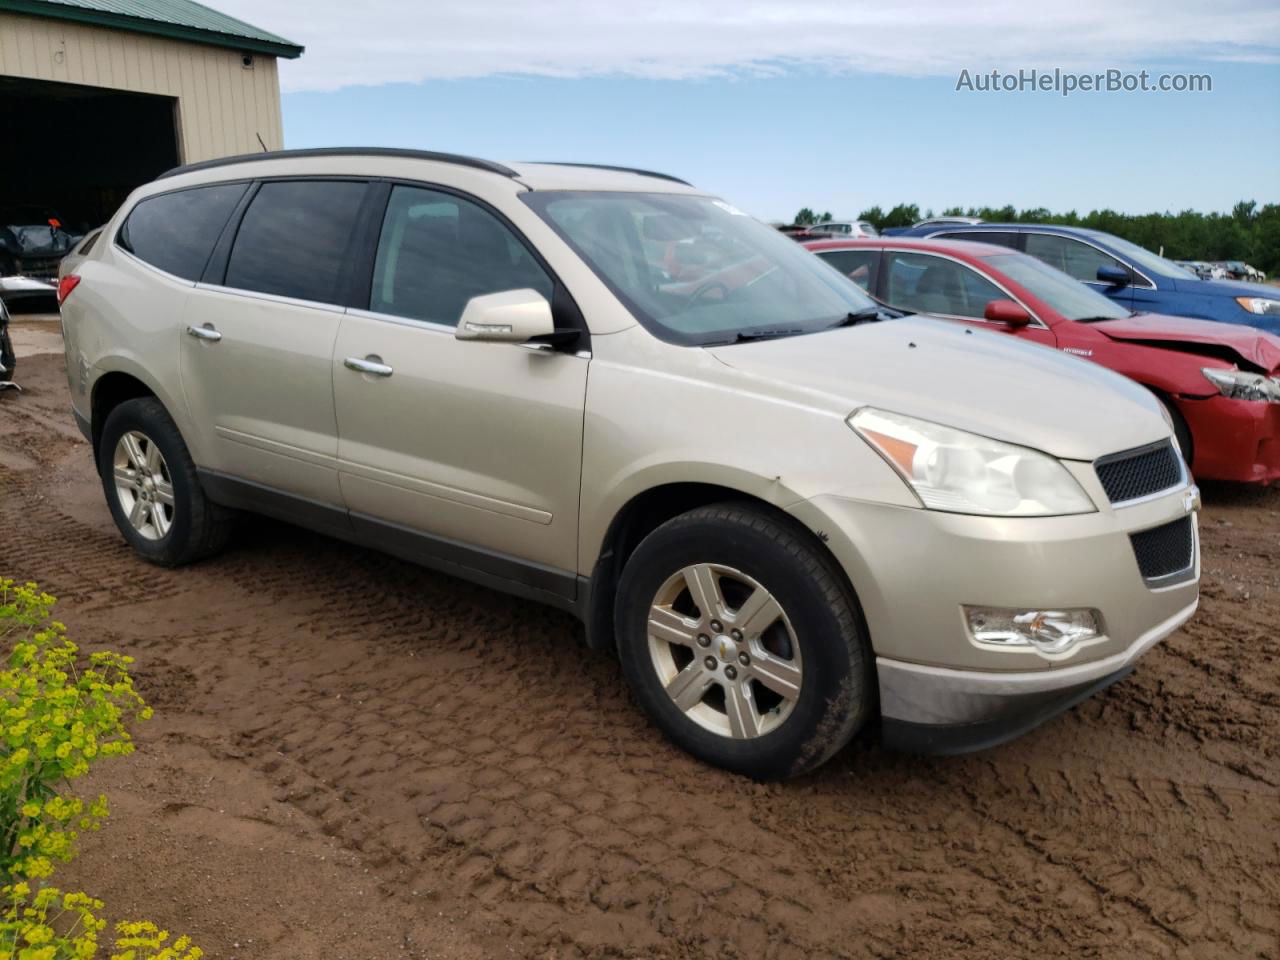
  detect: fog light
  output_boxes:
[964,606,1101,655]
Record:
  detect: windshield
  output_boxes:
[522,191,878,344]
[1088,232,1196,280]
[988,253,1130,322]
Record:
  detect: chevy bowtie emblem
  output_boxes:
[1184,486,1201,514]
[718,638,732,661]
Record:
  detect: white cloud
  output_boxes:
[214,0,1280,92]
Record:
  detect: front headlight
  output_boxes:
[1202,367,1280,403]
[849,408,1095,516]
[1235,297,1280,317]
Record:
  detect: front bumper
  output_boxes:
[1177,394,1280,485]
[878,598,1196,753]
[789,462,1199,751]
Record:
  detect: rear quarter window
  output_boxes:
[117,183,247,281]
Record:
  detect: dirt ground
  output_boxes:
[1,316,1277,960]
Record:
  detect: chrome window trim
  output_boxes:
[345,306,592,358]
[191,281,347,314]
[346,307,456,334]
[875,246,1051,330]
[923,228,1158,291]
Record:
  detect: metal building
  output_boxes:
[0,0,303,230]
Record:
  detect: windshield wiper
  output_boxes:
[709,307,900,345]
[825,306,901,329]
[722,328,806,344]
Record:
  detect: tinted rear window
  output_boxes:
[225,180,367,304]
[118,183,247,280]
[935,230,1019,249]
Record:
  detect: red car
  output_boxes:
[805,237,1280,485]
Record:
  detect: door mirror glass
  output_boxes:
[1096,265,1131,287]
[983,298,1032,327]
[456,289,555,343]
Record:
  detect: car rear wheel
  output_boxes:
[98,397,233,566]
[615,502,872,780]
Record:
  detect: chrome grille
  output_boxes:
[1095,440,1183,505]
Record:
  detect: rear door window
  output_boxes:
[935,230,1019,249]
[1024,233,1127,284]
[117,183,247,281]
[225,180,368,305]
[884,252,1004,318]
[815,249,880,292]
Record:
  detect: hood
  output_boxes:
[708,316,1168,461]
[1171,276,1280,300]
[1091,312,1280,373]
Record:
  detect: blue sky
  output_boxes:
[217,1,1280,223]
[280,63,1280,223]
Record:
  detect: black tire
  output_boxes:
[0,327,15,384]
[615,502,872,780]
[1155,393,1194,472]
[98,397,233,566]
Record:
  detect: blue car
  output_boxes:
[890,223,1280,334]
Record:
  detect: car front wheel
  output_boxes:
[615,503,873,780]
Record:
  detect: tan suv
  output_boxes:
[59,149,1200,778]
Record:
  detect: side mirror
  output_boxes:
[1096,265,1131,287]
[983,298,1032,327]
[456,289,555,344]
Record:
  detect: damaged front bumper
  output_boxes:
[1180,394,1280,485]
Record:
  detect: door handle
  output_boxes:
[344,355,394,377]
[186,324,222,342]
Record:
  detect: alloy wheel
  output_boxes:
[112,430,175,541]
[647,563,803,739]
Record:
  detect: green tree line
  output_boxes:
[806,201,1280,277]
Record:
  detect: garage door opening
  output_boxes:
[0,75,180,234]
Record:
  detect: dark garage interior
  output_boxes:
[0,75,180,234]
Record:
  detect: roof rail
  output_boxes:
[157,147,519,181]
[526,162,693,187]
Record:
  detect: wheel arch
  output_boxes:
[90,369,163,462]
[1143,385,1196,466]
[582,481,866,655]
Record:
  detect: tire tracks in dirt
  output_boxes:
[2,344,1278,959]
